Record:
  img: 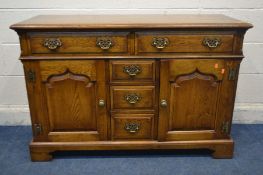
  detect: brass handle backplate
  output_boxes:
[152,37,169,49]
[125,93,141,104]
[203,38,221,48]
[124,123,140,133]
[96,37,114,50]
[160,99,167,107]
[98,99,105,107]
[123,65,141,77]
[43,38,62,50]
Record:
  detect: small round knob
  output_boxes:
[160,99,167,107]
[98,99,105,107]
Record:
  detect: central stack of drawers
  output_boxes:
[110,60,157,140]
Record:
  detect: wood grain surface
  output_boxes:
[10,14,252,30]
[11,15,252,161]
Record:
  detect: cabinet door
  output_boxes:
[38,60,107,141]
[158,59,228,141]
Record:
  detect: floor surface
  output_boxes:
[0,124,262,175]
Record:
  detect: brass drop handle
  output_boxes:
[96,37,114,50]
[98,99,105,107]
[125,93,141,104]
[43,38,62,50]
[203,38,221,48]
[160,99,167,107]
[152,37,169,49]
[124,123,140,133]
[123,65,141,77]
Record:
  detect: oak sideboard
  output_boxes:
[10,15,252,161]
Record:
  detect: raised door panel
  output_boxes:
[169,75,219,131]
[45,74,96,132]
[39,60,107,141]
[158,59,226,141]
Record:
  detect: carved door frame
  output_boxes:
[158,59,227,141]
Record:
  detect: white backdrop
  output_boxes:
[0,0,262,125]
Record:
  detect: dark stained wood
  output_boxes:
[11,15,251,161]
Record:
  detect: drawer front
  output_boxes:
[29,32,129,54]
[112,114,154,139]
[110,60,155,82]
[111,86,155,110]
[136,33,234,54]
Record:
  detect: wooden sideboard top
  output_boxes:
[10,14,252,30]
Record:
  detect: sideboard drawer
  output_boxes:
[112,114,154,139]
[110,60,155,83]
[136,33,234,54]
[111,86,155,110]
[29,32,129,54]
